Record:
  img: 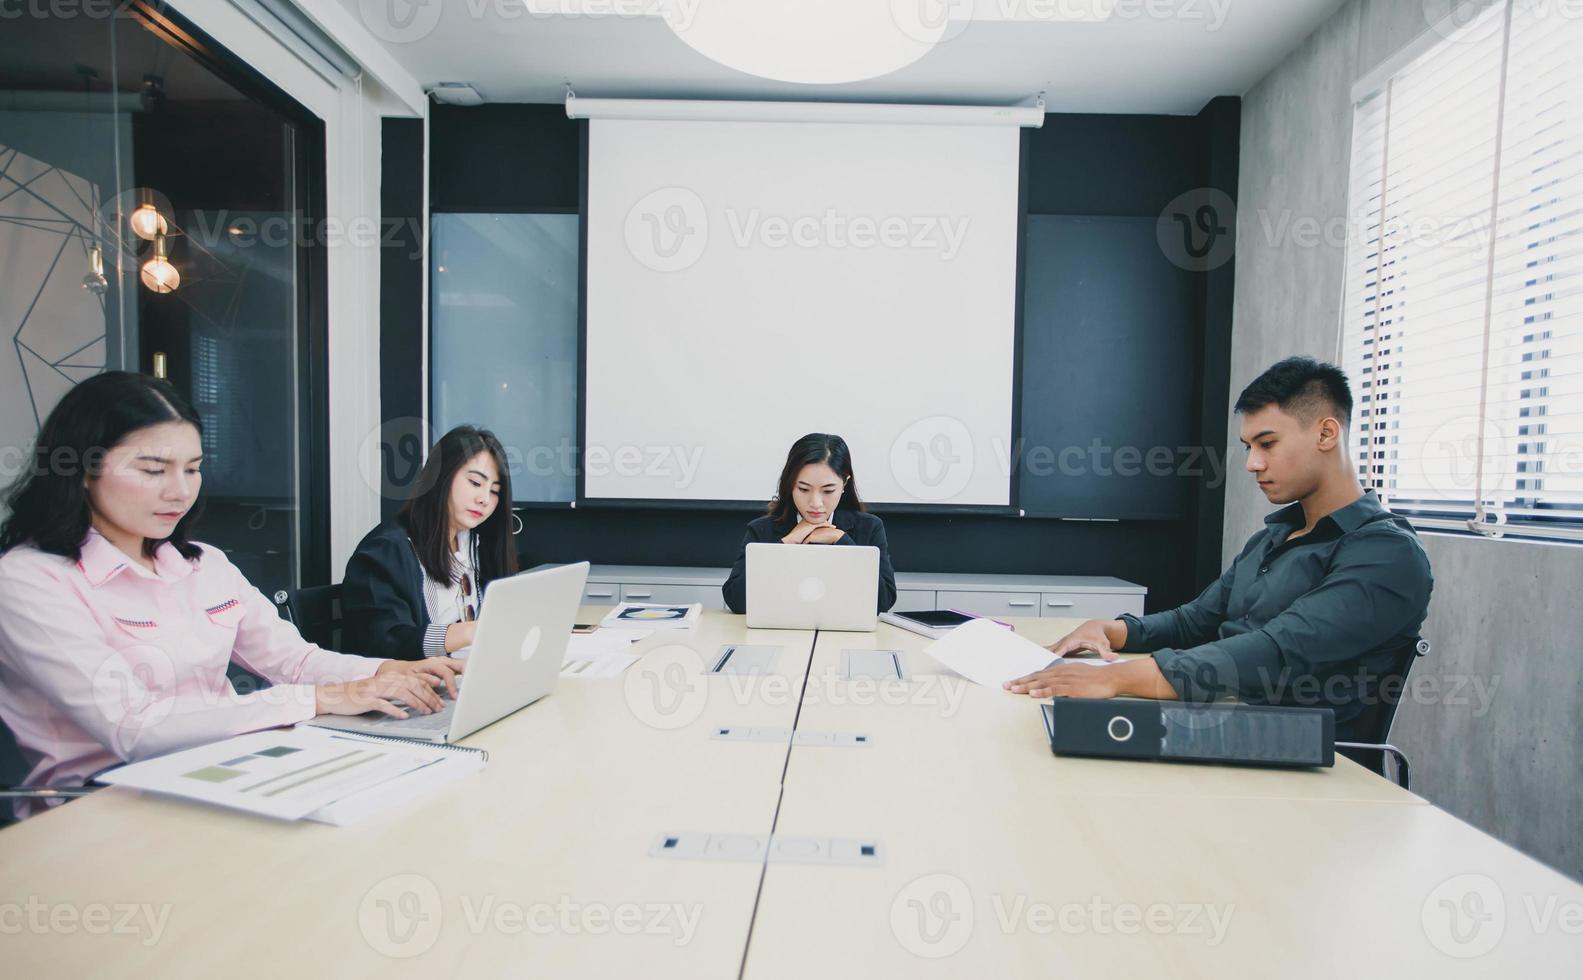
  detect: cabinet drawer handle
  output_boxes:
[1046,601,1074,608]
[626,591,653,599]
[1007,600,1035,608]
[587,590,615,599]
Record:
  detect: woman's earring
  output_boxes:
[511,512,524,535]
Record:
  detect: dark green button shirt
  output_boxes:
[1122,491,1433,741]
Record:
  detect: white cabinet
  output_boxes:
[891,589,938,613]
[1038,593,1141,620]
[898,574,1145,619]
[620,583,729,611]
[937,590,1041,617]
[535,565,1146,619]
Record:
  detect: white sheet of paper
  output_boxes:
[560,653,640,679]
[921,617,1062,687]
[306,746,485,826]
[565,630,646,661]
[561,629,651,679]
[596,628,654,644]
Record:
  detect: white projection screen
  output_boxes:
[584,117,1022,507]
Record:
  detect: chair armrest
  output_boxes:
[0,786,100,799]
[1335,741,1411,791]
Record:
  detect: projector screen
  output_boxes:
[584,117,1021,507]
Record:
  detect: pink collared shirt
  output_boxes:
[0,530,384,817]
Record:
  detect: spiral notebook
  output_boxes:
[97,726,487,826]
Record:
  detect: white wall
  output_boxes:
[0,115,130,471]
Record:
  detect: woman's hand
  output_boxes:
[315,662,459,718]
[781,520,825,544]
[444,620,478,654]
[378,656,464,698]
[802,525,847,545]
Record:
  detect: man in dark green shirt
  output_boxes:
[1007,356,1433,743]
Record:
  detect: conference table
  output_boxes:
[2,611,1578,977]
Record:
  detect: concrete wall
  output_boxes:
[1229,0,1583,880]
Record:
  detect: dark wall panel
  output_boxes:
[380,117,426,521]
[430,104,579,212]
[1027,114,1204,217]
[1020,215,1197,518]
[422,101,1241,612]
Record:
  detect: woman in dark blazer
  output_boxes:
[343,426,519,660]
[722,433,897,615]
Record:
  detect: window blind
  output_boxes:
[1341,0,1583,541]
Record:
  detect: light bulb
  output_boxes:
[129,202,167,241]
[81,245,108,295]
[140,233,180,293]
[140,257,180,293]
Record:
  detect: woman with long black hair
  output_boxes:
[342,425,519,660]
[0,372,461,818]
[722,432,897,615]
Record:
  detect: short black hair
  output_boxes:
[1234,356,1353,429]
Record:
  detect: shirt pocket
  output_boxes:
[203,598,246,632]
[110,613,164,642]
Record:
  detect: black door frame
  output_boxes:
[125,1,332,587]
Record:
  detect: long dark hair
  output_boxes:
[1,371,205,562]
[400,425,518,586]
[767,433,867,524]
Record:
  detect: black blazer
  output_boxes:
[341,519,491,660]
[722,508,897,615]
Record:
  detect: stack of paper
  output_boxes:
[97,726,486,826]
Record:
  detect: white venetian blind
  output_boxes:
[1342,0,1583,541]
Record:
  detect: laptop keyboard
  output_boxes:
[359,697,457,735]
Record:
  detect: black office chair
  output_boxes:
[272,583,346,651]
[224,584,346,694]
[0,718,97,827]
[1334,636,1430,791]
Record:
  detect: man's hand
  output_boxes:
[1005,662,1123,699]
[1044,619,1126,661]
[1004,657,1179,702]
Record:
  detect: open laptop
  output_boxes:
[309,561,590,743]
[745,542,880,631]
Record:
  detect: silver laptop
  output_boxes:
[310,561,590,742]
[744,542,880,631]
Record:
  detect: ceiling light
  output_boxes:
[140,233,180,294]
[662,0,950,85]
[129,202,167,241]
[81,245,108,295]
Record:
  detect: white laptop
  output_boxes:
[310,561,590,743]
[744,542,880,632]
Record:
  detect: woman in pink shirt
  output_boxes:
[0,372,463,818]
